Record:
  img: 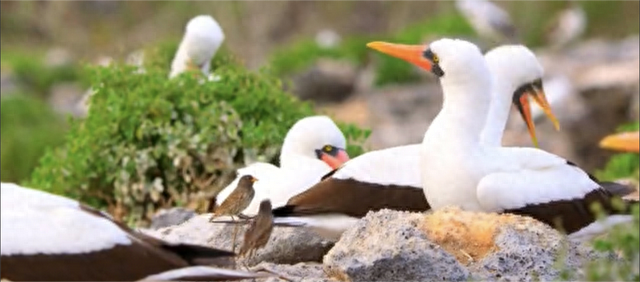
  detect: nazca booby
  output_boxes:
[367,38,638,240]
[170,15,225,78]
[0,183,271,281]
[214,115,349,217]
[545,0,587,49]
[266,44,564,241]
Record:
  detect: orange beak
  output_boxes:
[320,149,350,169]
[599,131,640,153]
[366,41,434,72]
[513,81,560,148]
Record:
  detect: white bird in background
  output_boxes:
[169,15,225,79]
[315,29,342,49]
[214,116,350,217]
[455,0,519,45]
[545,0,587,49]
[0,183,271,281]
[368,38,637,241]
[126,49,146,73]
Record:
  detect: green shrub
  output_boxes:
[27,48,369,226]
[1,95,67,184]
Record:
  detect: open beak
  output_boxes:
[366,41,434,72]
[599,131,640,153]
[319,149,350,169]
[513,81,560,148]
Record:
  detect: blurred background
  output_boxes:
[1,1,639,191]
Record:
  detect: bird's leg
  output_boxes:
[231,215,239,253]
[240,258,251,271]
[250,265,294,282]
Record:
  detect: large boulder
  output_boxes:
[290,58,359,104]
[324,210,469,282]
[324,208,608,282]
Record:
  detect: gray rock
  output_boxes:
[247,262,334,282]
[144,214,333,266]
[149,207,196,229]
[48,82,85,117]
[44,47,74,68]
[324,208,613,282]
[324,209,469,281]
[366,83,442,149]
[470,222,578,281]
[291,58,358,104]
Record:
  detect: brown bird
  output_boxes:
[210,174,258,252]
[239,200,274,260]
[211,175,258,217]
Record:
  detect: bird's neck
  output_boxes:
[280,152,326,171]
[480,79,515,147]
[432,76,492,146]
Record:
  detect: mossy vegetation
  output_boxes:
[1,95,68,184]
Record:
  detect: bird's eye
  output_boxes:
[423,49,439,64]
[323,145,333,152]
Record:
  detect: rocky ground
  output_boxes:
[143,208,620,281]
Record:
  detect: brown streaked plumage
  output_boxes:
[211,175,257,218]
[239,200,274,260]
[209,174,257,252]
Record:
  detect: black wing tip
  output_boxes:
[272,205,297,217]
[163,243,236,265]
[600,181,637,198]
[320,168,339,181]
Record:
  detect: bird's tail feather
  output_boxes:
[138,266,273,281]
[272,217,309,227]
